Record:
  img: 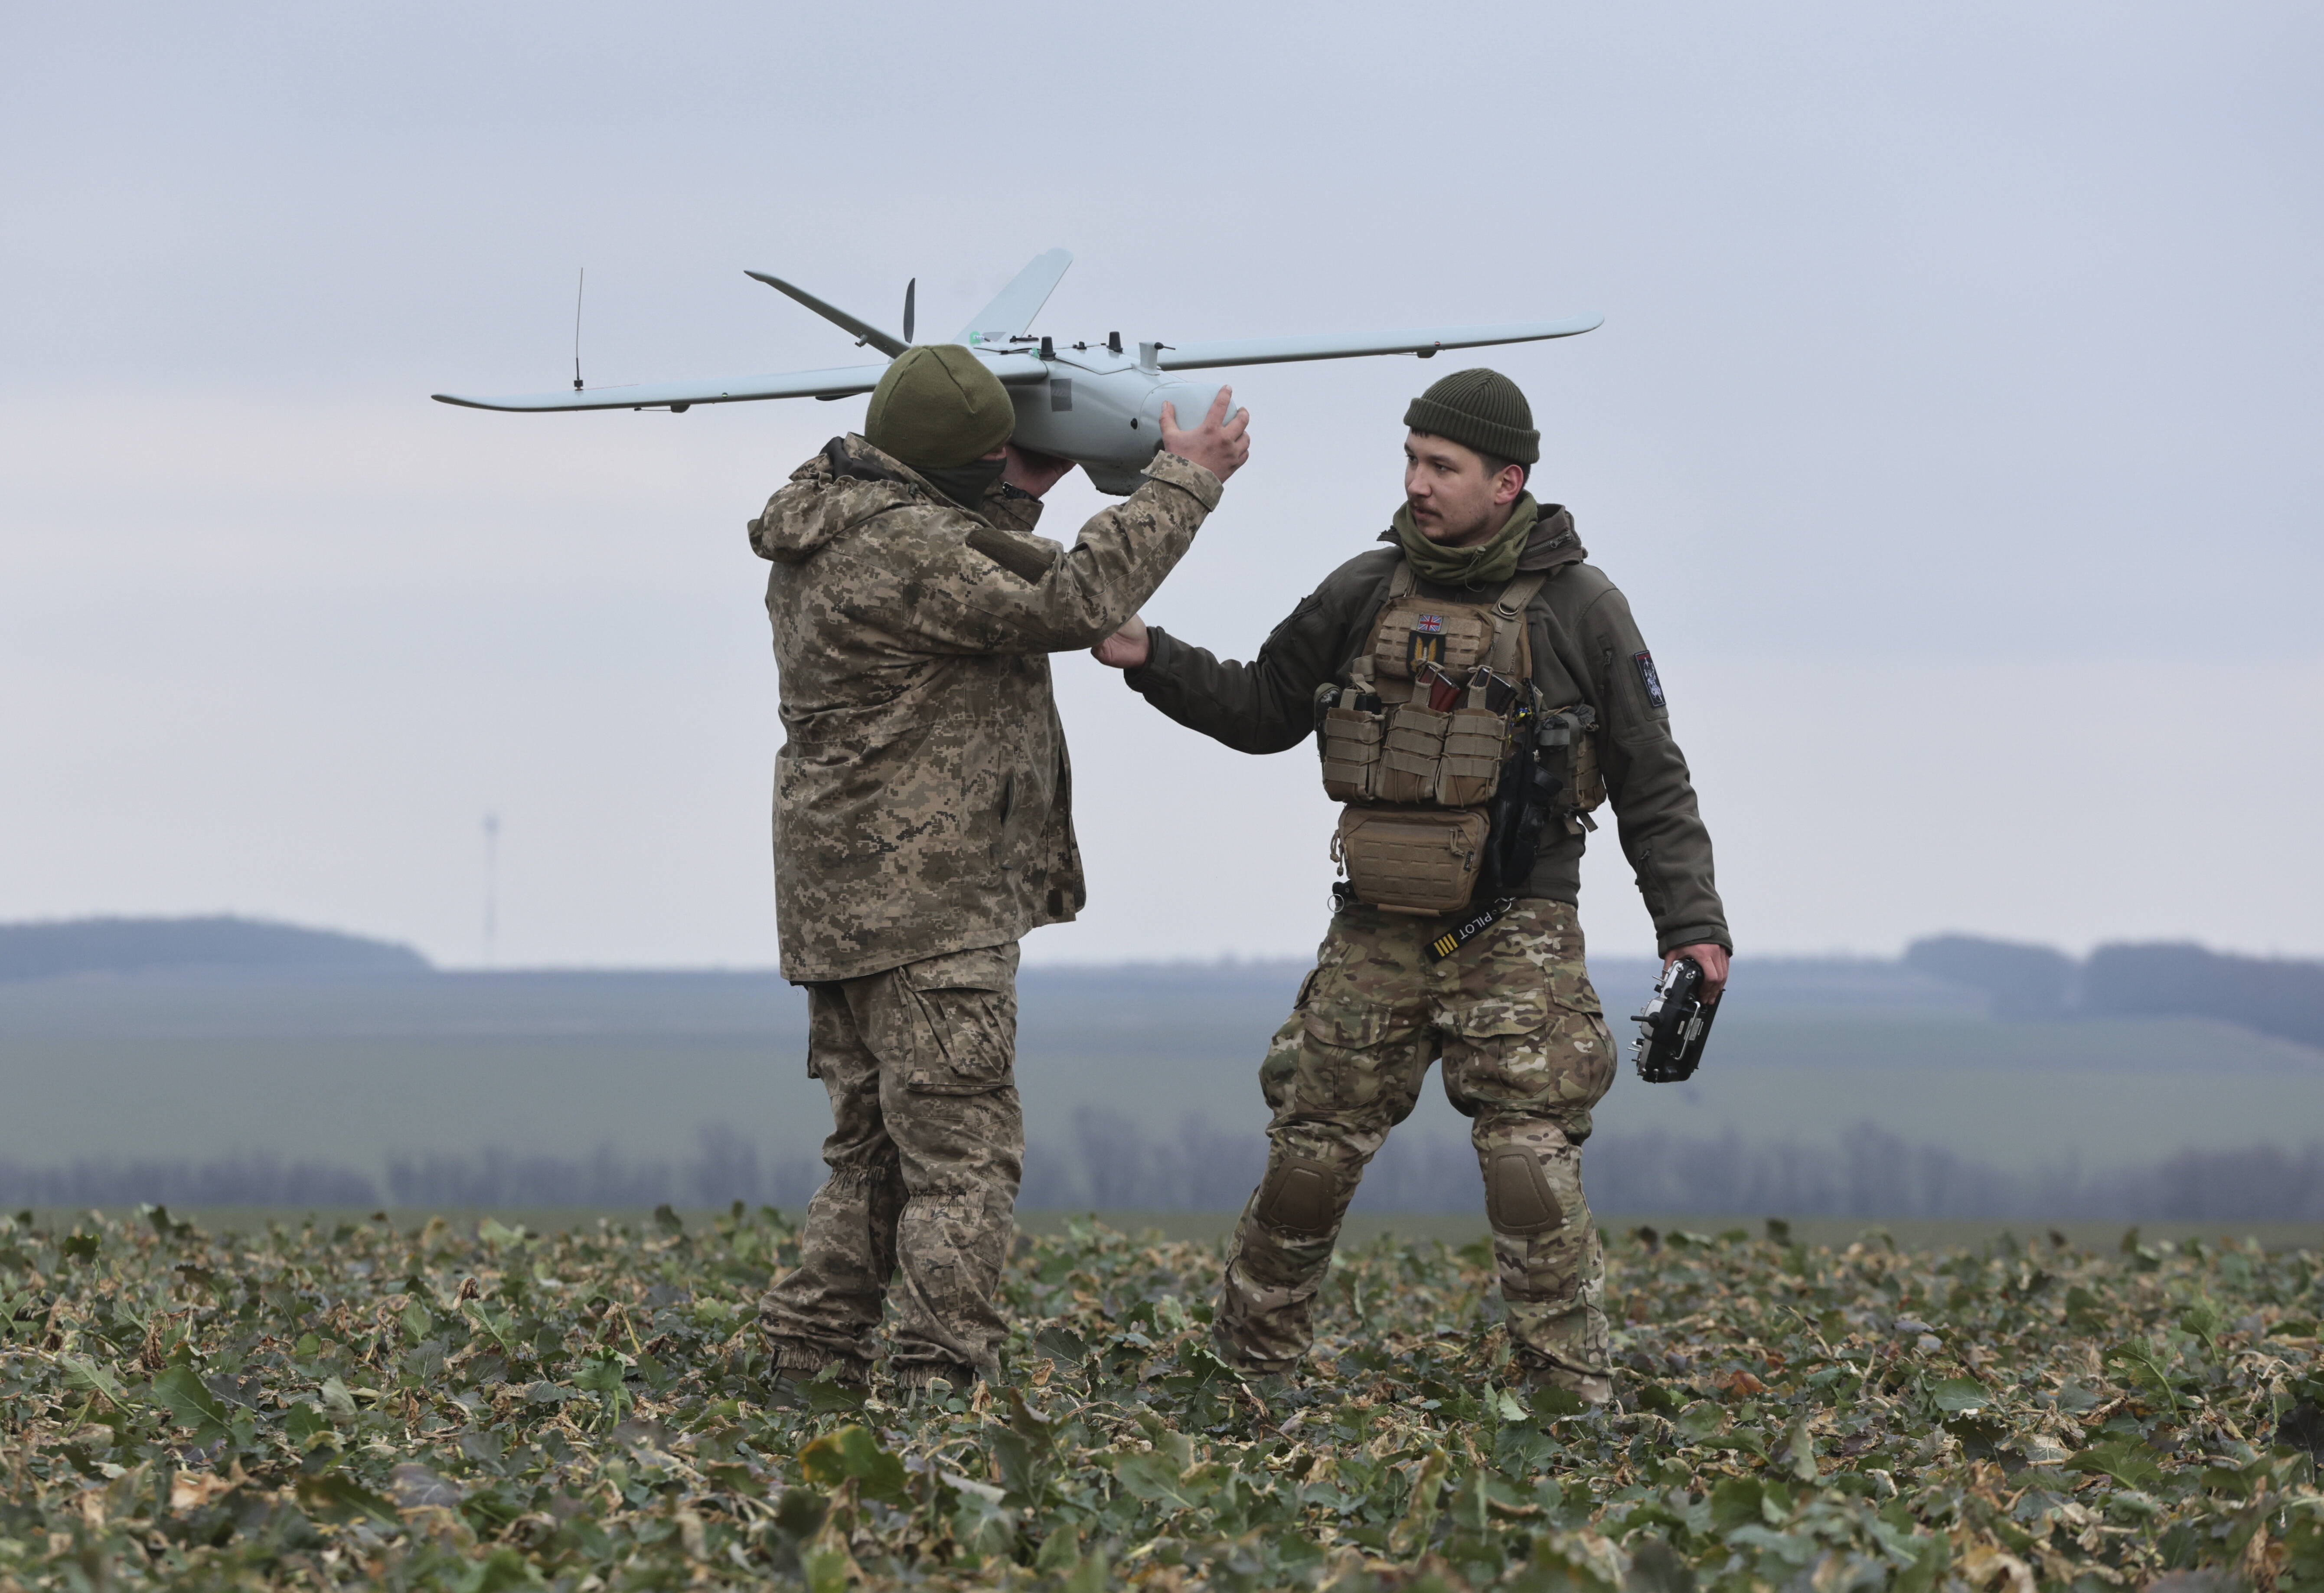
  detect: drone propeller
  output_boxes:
[903,279,916,345]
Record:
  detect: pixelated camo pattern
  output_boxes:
[759,943,1024,1384]
[749,435,1220,983]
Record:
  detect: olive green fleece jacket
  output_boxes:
[1122,502,1731,955]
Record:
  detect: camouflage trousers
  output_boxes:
[1217,900,1616,1395]
[759,942,1022,1388]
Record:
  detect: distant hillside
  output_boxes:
[0,916,429,981]
[4,917,2316,1047]
[1897,935,2079,1018]
[1,924,2321,1215]
[1905,934,2324,1048]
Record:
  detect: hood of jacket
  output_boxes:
[748,434,974,565]
[1514,503,1586,572]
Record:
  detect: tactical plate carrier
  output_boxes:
[1314,561,1605,924]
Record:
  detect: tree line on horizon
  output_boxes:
[1904,933,2324,1047]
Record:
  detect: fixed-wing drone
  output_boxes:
[433,249,1601,494]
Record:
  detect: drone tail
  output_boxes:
[955,249,1071,346]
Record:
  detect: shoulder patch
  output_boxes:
[964,523,1056,584]
[1633,651,1667,709]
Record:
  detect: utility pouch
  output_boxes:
[1540,703,1606,825]
[1332,806,1490,917]
[1315,684,1386,803]
[1376,703,1452,805]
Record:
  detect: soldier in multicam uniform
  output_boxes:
[749,344,1250,1397]
[1093,369,1729,1403]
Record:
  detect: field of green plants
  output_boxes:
[2,1206,2320,1591]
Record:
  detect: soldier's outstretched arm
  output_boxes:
[878,392,1247,656]
[1095,570,1367,756]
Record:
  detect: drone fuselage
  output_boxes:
[977,340,1227,494]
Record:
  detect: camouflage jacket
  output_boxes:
[1123,503,1730,955]
[750,435,1221,982]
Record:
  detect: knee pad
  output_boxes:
[1484,1148,1566,1236]
[1254,1154,1338,1237]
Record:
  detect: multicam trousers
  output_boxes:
[1216,900,1616,1395]
[759,942,1022,1388]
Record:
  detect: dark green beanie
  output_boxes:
[864,345,1015,469]
[1403,367,1539,465]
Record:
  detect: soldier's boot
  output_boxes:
[768,1361,870,1412]
[1228,1368,1313,1417]
[1517,1357,1615,1406]
[1477,1112,1612,1404]
[892,1364,979,1410]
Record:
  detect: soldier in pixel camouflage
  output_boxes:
[1093,368,1729,1403]
[750,344,1250,1396]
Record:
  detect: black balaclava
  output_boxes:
[916,455,1009,510]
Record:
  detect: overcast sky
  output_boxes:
[3,2,2318,968]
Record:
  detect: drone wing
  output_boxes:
[431,352,1049,413]
[957,249,1072,344]
[431,364,892,412]
[1155,314,1603,371]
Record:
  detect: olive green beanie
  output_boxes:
[864,345,1016,469]
[1403,367,1539,464]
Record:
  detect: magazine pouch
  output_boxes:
[1315,680,1385,802]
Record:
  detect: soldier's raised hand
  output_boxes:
[1160,386,1250,482]
[1003,442,1077,498]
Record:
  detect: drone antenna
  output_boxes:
[902,278,916,345]
[571,267,586,391]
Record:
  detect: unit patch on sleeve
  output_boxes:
[1633,651,1667,709]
